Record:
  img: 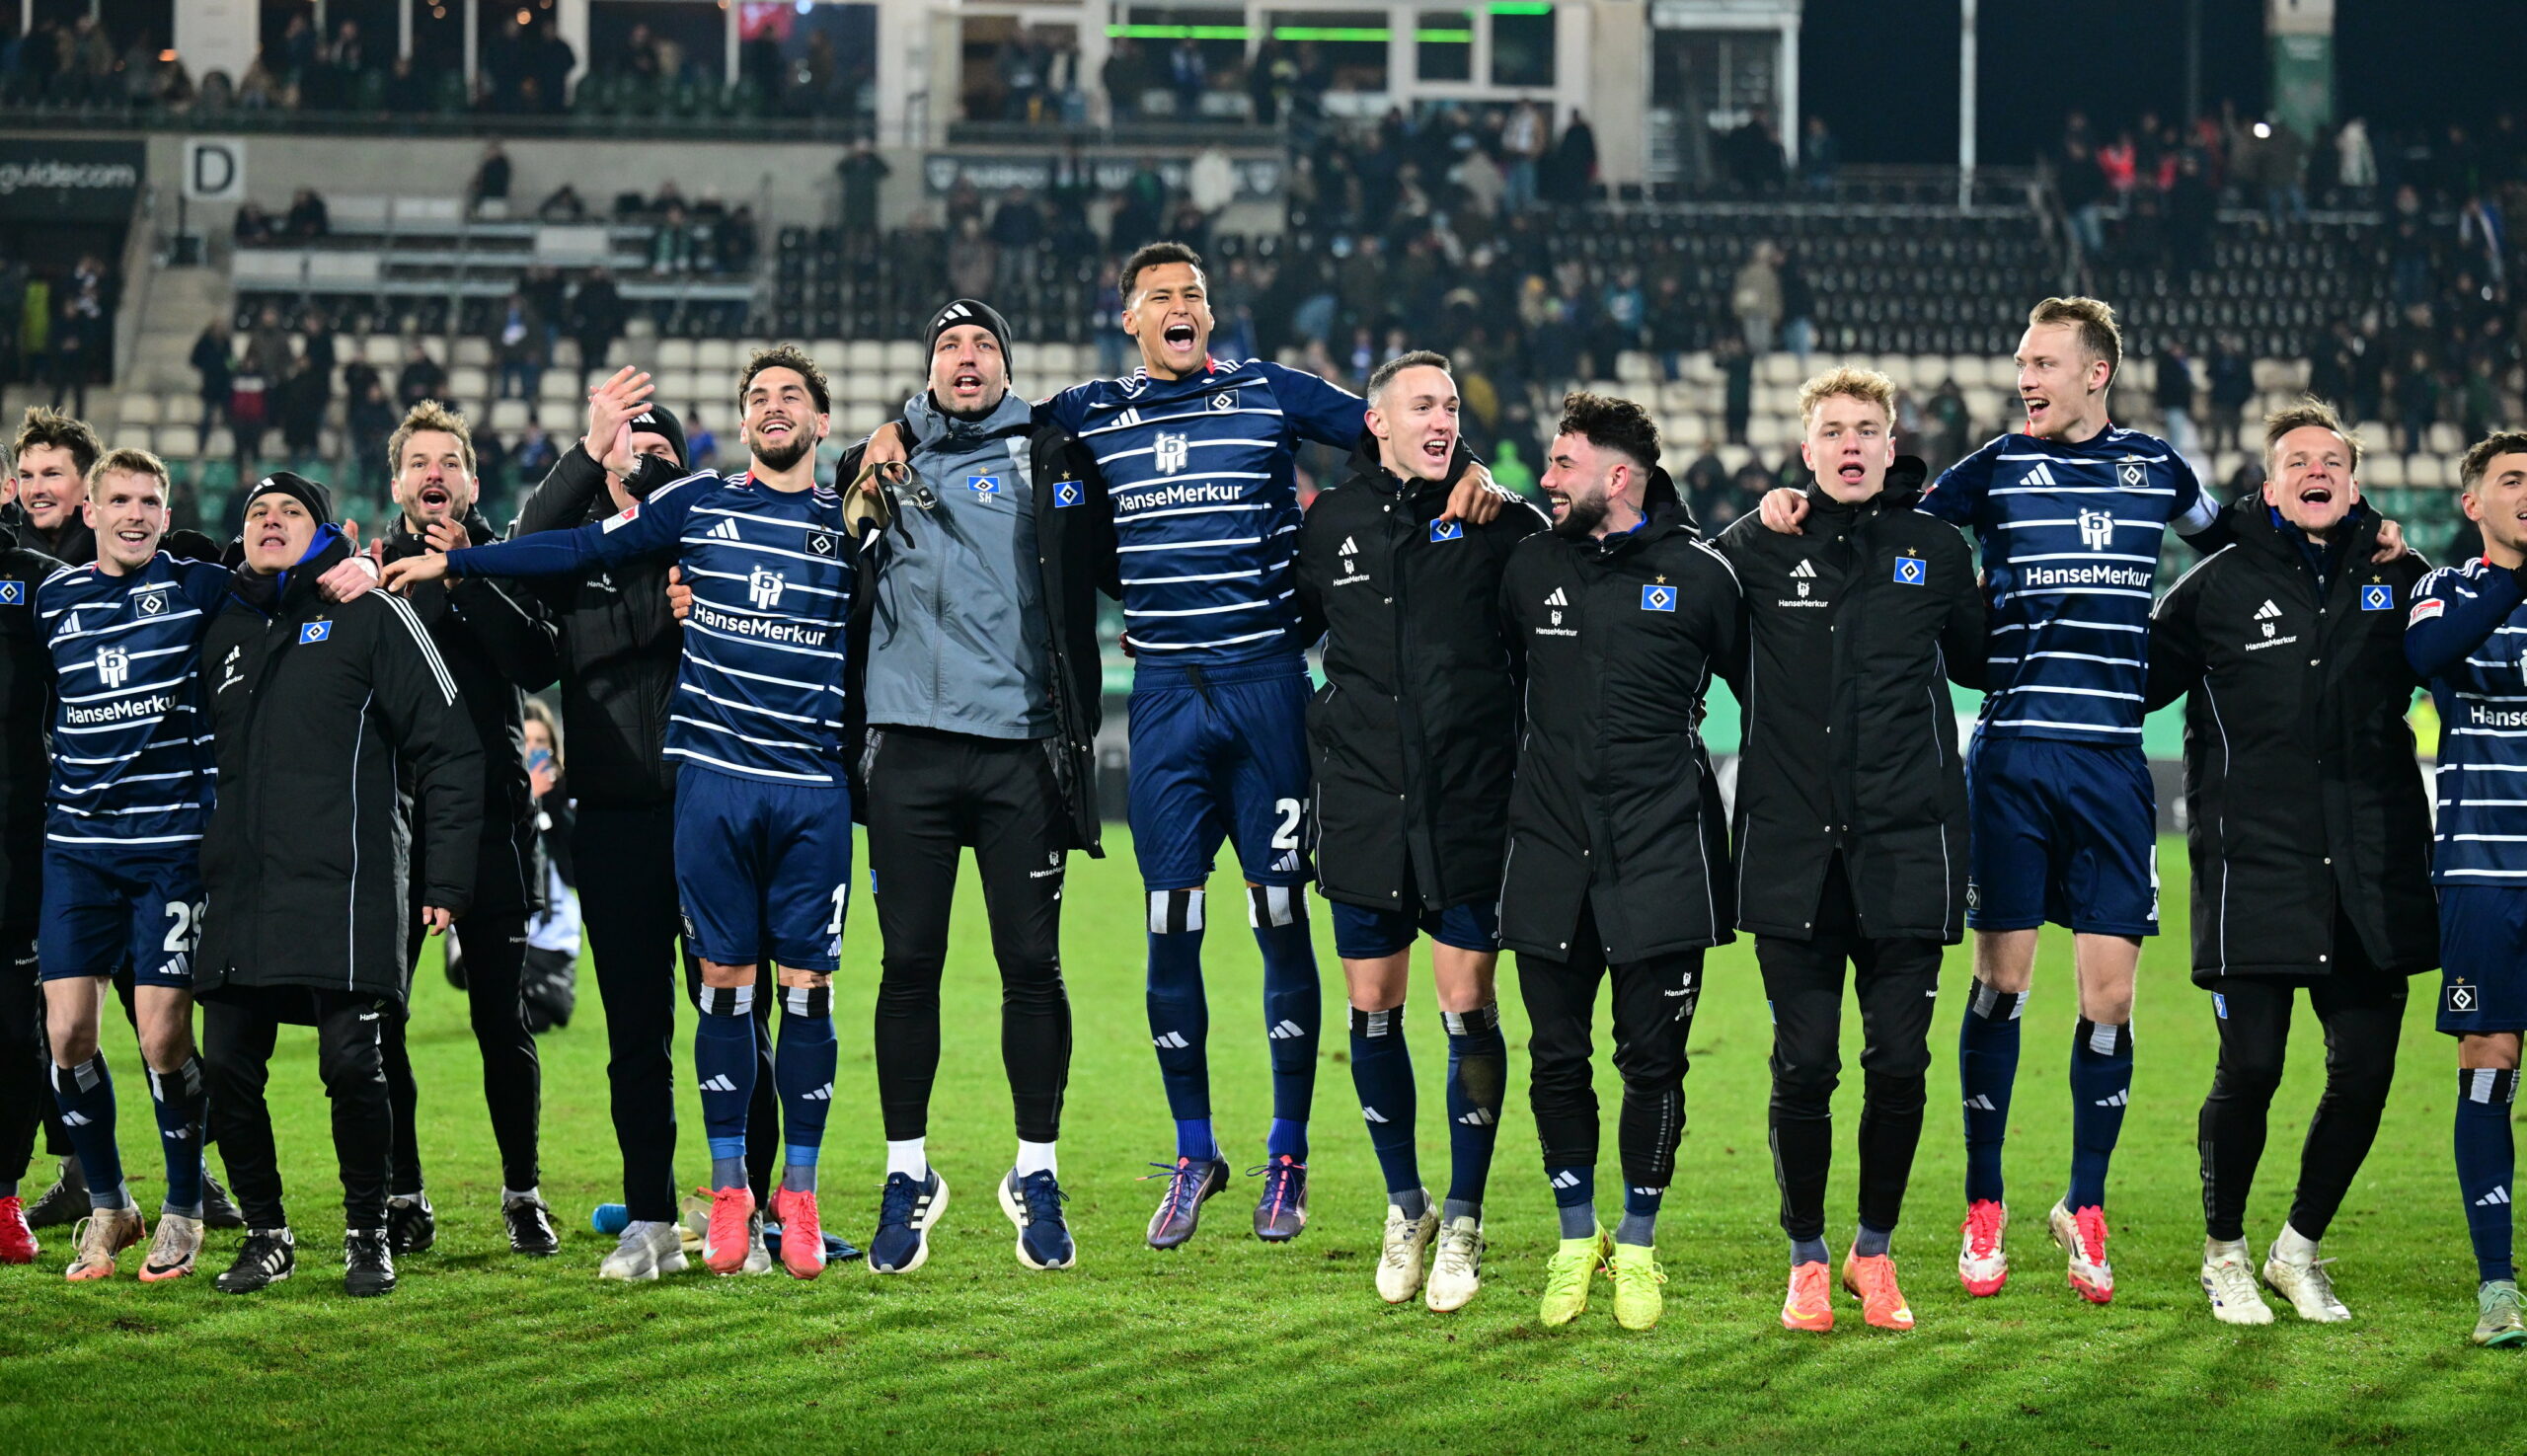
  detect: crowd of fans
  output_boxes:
[0,253,117,418]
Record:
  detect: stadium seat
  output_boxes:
[2366,454,2408,488]
[118,395,160,426]
[2408,455,2449,490]
[453,339,493,368]
[2429,423,2463,456]
[1759,354,1801,387]
[449,366,491,400]
[155,428,196,462]
[360,336,402,368]
[163,396,202,427]
[845,341,884,373]
[538,371,577,402]
[696,340,736,372]
[883,341,924,374]
[491,400,530,431]
[656,340,697,371]
[537,401,579,432]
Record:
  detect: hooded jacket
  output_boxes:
[1295,436,1547,914]
[379,508,560,919]
[1497,484,1743,961]
[511,442,683,808]
[195,529,485,1003]
[837,396,1116,854]
[1714,463,1983,942]
[2146,497,2436,983]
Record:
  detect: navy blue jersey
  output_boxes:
[38,553,228,847]
[1038,358,1364,660]
[1924,426,2214,743]
[449,471,856,786]
[2407,557,2527,885]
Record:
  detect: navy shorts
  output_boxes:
[673,762,853,972]
[1328,898,1501,959]
[38,837,204,988]
[2437,885,2527,1035]
[1126,653,1313,891]
[1964,732,2159,937]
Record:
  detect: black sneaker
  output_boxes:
[385,1192,434,1254]
[25,1156,86,1229]
[502,1195,559,1257]
[201,1171,246,1230]
[215,1228,296,1293]
[345,1228,397,1297]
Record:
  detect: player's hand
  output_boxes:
[665,564,693,622]
[1441,463,1510,525]
[1759,487,1808,535]
[2371,515,2410,563]
[421,517,468,554]
[857,422,909,493]
[316,554,378,603]
[381,554,452,593]
[420,905,453,934]
[584,366,652,477]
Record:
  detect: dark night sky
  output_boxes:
[1799,0,2527,165]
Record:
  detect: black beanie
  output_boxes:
[625,401,688,470]
[242,470,336,528]
[926,298,1015,382]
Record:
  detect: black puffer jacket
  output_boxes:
[1714,467,1983,942]
[510,443,683,808]
[1497,488,1743,961]
[379,509,560,919]
[195,530,484,1004]
[2146,498,2436,983]
[0,545,62,928]
[1295,439,1547,914]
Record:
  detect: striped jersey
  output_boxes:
[2405,557,2527,884]
[1924,426,2214,742]
[449,471,856,786]
[38,553,229,846]
[1038,357,1364,660]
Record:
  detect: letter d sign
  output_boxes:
[183,138,244,202]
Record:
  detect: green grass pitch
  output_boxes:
[0,832,2514,1453]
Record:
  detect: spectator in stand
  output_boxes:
[686,410,719,469]
[234,202,276,248]
[1647,274,1694,381]
[2257,116,2310,226]
[1925,376,1971,473]
[1553,113,1599,203]
[2098,129,2138,197]
[284,188,330,241]
[514,421,559,484]
[567,268,624,385]
[1777,246,1815,363]
[2156,341,2199,461]
[1731,240,1782,354]
[1102,38,1147,123]
[347,377,396,498]
[2393,350,2438,457]
[1502,101,1547,212]
[837,139,889,237]
[495,293,544,402]
[621,24,661,82]
[47,257,108,416]
[2336,116,2377,197]
[986,188,1043,293]
[716,206,758,275]
[649,204,692,274]
[1717,333,1754,444]
[1453,143,1506,221]
[1800,115,1838,192]
[2059,135,2107,259]
[2167,152,2217,278]
[276,354,326,461]
[538,185,588,223]
[1169,38,1206,120]
[532,20,575,114]
[471,143,513,219]
[397,340,448,410]
[191,319,235,456]
[2204,337,2254,454]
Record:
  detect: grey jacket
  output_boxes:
[863,390,1056,738]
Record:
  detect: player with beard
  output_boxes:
[387,345,859,1282]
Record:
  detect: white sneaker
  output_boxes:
[598,1219,690,1281]
[1375,1197,1438,1304]
[1425,1216,1484,1313]
[2261,1222,2350,1323]
[2200,1238,2273,1325]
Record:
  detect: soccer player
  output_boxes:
[197,473,480,1299]
[1294,350,1542,1310]
[825,299,1110,1274]
[36,450,371,1281]
[860,243,1502,1247]
[0,517,60,1264]
[386,345,858,1282]
[1717,368,1982,1333]
[373,402,564,1259]
[8,406,100,564]
[1498,393,1740,1332]
[1760,297,2401,1303]
[2404,429,2527,1347]
[2148,400,2433,1327]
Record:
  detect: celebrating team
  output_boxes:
[1,243,2522,1349]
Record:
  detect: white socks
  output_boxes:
[1016,1140,1058,1178]
[885,1138,929,1181]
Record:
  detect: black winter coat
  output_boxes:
[511,443,683,808]
[834,424,1117,855]
[195,532,485,1004]
[380,509,560,918]
[1497,490,1742,961]
[1715,470,1982,942]
[0,546,61,927]
[2146,498,2437,983]
[1295,441,1547,913]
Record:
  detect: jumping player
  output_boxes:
[385,346,857,1281]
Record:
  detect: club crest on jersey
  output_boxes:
[1210,392,1235,412]
[1429,518,1463,543]
[1153,431,1189,475]
[2077,508,2116,551]
[1893,556,1926,586]
[1052,480,1083,508]
[133,586,170,616]
[967,473,1001,497]
[298,621,332,645]
[2119,462,2144,487]
[2361,583,2394,611]
[2449,980,2479,1015]
[807,532,839,557]
[1641,583,1676,612]
[0,581,21,605]
[748,565,786,609]
[95,645,130,688]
